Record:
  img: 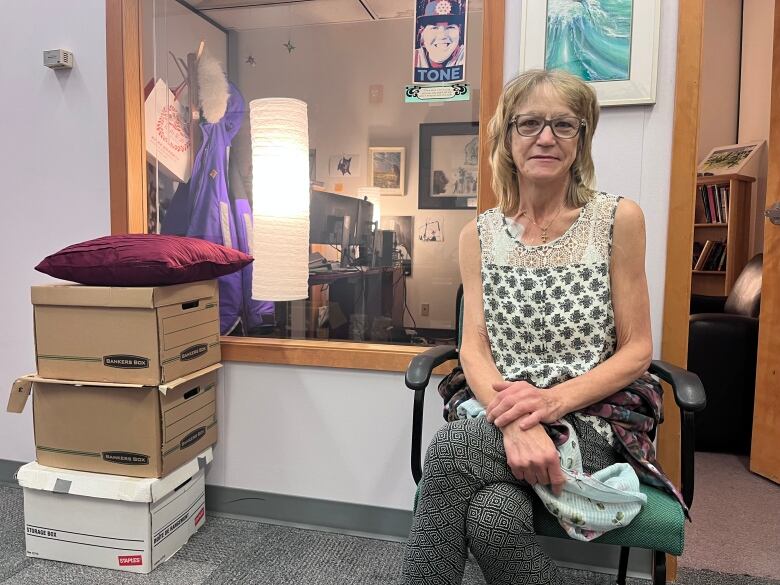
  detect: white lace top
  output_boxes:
[477,191,624,443]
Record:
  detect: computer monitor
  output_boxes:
[309,190,360,245]
[309,191,375,265]
[354,197,375,249]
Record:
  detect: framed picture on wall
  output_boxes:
[418,121,479,210]
[519,0,661,106]
[368,147,406,195]
[698,141,765,176]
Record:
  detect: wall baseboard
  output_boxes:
[205,484,413,541]
[0,459,23,485]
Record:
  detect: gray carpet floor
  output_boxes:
[679,452,780,579]
[1,484,778,584]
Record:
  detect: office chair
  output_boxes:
[688,253,763,454]
[405,287,706,585]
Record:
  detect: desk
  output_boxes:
[308,267,404,341]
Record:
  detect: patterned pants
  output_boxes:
[401,416,620,585]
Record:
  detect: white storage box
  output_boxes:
[16,448,212,573]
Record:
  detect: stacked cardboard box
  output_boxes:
[7,280,222,573]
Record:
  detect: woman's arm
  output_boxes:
[458,218,504,406]
[489,198,654,428]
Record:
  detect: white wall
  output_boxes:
[208,362,444,510]
[505,0,679,359]
[739,0,774,255]
[0,0,110,463]
[234,15,483,331]
[698,0,741,162]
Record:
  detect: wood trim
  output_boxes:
[696,173,755,185]
[659,0,705,579]
[106,0,147,235]
[749,0,780,484]
[477,0,505,213]
[221,337,455,374]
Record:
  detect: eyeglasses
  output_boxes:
[510,115,585,139]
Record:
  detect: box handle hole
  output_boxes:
[183,387,200,400]
[174,477,192,492]
[181,300,200,310]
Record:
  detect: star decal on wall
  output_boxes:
[283,40,295,54]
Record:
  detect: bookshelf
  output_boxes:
[691,173,755,296]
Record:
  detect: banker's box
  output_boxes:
[17,448,211,573]
[7,364,219,478]
[31,280,220,385]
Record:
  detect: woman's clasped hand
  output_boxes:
[485,380,565,429]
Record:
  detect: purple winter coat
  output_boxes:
[162,82,273,334]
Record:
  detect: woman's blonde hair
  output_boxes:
[487,69,600,215]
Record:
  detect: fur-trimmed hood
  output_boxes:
[198,48,229,124]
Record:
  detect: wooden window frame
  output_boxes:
[105,0,504,374]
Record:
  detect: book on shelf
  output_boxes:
[693,239,727,271]
[717,246,727,271]
[697,185,710,222]
[694,240,713,270]
[707,185,718,223]
[705,244,724,271]
[720,184,729,222]
[692,241,704,267]
[696,183,730,224]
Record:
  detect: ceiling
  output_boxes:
[184,0,483,30]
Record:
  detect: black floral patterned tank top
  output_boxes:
[477,192,623,389]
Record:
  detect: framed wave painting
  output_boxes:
[519,0,660,106]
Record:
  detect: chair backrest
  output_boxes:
[455,284,464,350]
[724,253,763,318]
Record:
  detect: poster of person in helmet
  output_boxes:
[412,0,468,85]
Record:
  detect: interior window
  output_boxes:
[143,0,482,347]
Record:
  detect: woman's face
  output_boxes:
[421,22,461,64]
[510,85,580,186]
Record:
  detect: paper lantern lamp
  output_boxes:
[249,98,310,301]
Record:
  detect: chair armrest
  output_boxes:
[407,345,458,484]
[405,345,458,391]
[649,360,706,413]
[649,360,706,510]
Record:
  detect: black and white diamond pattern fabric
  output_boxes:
[401,416,619,584]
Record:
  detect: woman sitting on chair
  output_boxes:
[401,69,685,585]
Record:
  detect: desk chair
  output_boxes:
[405,289,706,585]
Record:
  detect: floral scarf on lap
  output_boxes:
[549,373,689,519]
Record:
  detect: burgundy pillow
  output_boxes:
[35,234,253,286]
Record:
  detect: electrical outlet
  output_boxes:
[421,303,430,317]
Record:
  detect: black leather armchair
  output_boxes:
[688,253,763,454]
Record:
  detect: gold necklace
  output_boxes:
[518,204,565,244]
